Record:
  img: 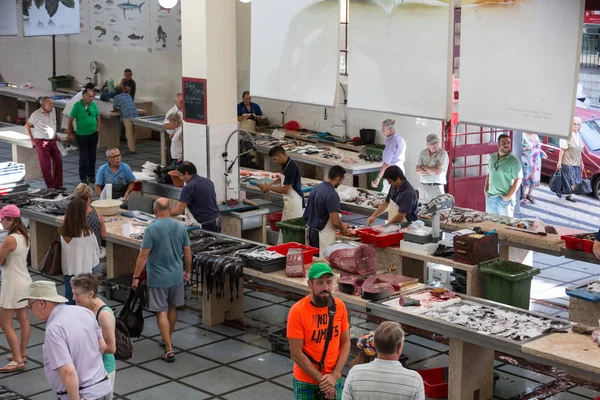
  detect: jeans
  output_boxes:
[77,131,99,181]
[63,274,75,305]
[485,196,515,217]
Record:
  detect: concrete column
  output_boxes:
[181,0,239,203]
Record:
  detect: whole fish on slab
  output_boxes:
[118,1,144,19]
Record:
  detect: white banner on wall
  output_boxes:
[23,0,81,37]
[459,0,584,138]
[347,0,454,121]
[150,1,182,54]
[250,0,340,106]
[0,0,19,36]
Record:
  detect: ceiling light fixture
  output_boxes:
[158,0,178,9]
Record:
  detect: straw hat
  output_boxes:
[19,281,68,304]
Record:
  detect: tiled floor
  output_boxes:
[1,139,600,398]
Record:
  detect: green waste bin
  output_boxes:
[276,217,307,244]
[479,259,540,309]
[365,144,385,192]
[48,75,74,91]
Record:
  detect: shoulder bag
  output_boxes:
[38,234,62,276]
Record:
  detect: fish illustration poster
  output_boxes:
[149,0,181,53]
[87,0,149,50]
[347,0,454,121]
[0,0,19,36]
[23,0,81,36]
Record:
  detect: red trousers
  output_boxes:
[35,139,63,188]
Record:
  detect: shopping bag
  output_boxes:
[574,179,592,194]
[119,283,147,338]
[549,172,563,194]
[38,235,62,276]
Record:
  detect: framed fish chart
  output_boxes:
[89,0,148,50]
[150,0,181,54]
[23,0,81,36]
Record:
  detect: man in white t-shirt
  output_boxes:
[163,93,184,164]
[25,97,64,190]
[61,83,96,151]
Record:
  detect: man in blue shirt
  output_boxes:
[372,119,406,193]
[170,161,221,232]
[303,166,350,249]
[366,166,418,227]
[258,146,304,206]
[113,85,139,155]
[132,198,191,363]
[237,91,263,122]
[95,147,136,200]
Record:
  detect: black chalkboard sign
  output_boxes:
[182,77,207,124]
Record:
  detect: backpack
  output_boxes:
[96,305,133,361]
[119,283,147,338]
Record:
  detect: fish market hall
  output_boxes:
[0,1,599,399]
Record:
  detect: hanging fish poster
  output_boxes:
[118,0,149,50]
[150,0,181,54]
[23,0,81,36]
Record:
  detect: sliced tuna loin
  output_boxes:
[360,275,395,300]
[337,274,366,295]
[328,244,377,275]
[374,273,418,291]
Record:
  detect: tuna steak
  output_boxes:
[327,244,376,275]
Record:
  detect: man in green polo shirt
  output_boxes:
[484,134,523,217]
[67,89,101,184]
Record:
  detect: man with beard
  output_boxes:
[484,134,523,217]
[302,166,350,253]
[287,263,350,400]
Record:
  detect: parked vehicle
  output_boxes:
[540,107,600,199]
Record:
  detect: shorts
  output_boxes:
[147,283,185,312]
[293,377,343,400]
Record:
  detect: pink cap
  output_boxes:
[0,205,21,219]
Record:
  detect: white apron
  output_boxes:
[387,201,399,224]
[278,172,304,243]
[318,218,337,257]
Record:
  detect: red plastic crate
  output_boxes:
[267,212,283,232]
[417,367,448,398]
[561,233,596,253]
[355,228,404,248]
[266,242,319,265]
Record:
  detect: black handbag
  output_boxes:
[155,165,177,184]
[38,235,62,276]
[119,284,147,338]
[549,172,563,194]
[575,179,592,194]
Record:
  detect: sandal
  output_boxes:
[160,351,175,363]
[520,198,528,205]
[526,195,535,204]
[7,355,27,363]
[0,361,25,373]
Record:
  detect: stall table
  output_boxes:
[132,115,170,165]
[0,124,41,181]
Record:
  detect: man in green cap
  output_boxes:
[287,263,350,400]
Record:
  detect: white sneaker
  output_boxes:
[66,145,78,151]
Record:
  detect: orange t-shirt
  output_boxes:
[287,296,349,384]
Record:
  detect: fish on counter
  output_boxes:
[128,33,144,40]
[95,25,106,37]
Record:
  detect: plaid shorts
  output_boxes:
[292,377,343,400]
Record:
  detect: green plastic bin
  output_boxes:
[48,75,74,91]
[365,144,385,192]
[479,259,540,309]
[275,217,307,244]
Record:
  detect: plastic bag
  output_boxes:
[322,242,357,259]
[338,187,360,202]
[285,248,305,277]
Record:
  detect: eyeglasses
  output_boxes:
[27,300,39,310]
[108,154,121,159]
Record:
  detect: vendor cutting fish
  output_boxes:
[169,161,221,232]
[257,146,304,243]
[302,166,351,255]
[365,166,418,227]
